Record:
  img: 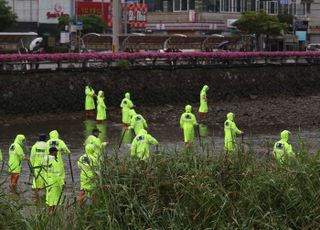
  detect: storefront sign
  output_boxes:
[46,3,69,19]
[294,20,308,31]
[309,25,320,34]
[77,2,147,28]
[39,0,71,23]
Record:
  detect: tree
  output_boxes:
[58,15,105,35]
[233,11,287,51]
[278,13,293,32]
[0,0,17,31]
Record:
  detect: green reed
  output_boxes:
[4,143,320,229]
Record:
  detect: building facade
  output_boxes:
[6,0,320,42]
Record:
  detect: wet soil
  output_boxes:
[1,95,319,130]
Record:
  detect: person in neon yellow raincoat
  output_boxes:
[78,144,99,205]
[273,130,295,164]
[84,128,108,161]
[8,134,26,194]
[180,105,198,146]
[131,129,158,161]
[96,90,107,123]
[30,134,47,203]
[120,92,134,126]
[47,130,71,186]
[224,112,242,152]
[198,85,209,120]
[43,147,64,212]
[85,84,96,118]
[128,109,148,136]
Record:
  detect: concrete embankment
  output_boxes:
[1,65,320,114]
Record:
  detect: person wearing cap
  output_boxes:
[224,112,243,153]
[30,134,48,203]
[96,90,107,124]
[198,85,209,120]
[180,105,198,147]
[8,134,26,194]
[131,129,158,161]
[47,130,71,187]
[120,92,134,127]
[273,130,295,163]
[78,144,99,205]
[43,147,64,212]
[84,128,108,161]
[85,83,96,118]
[128,109,148,136]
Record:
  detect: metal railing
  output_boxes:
[1,51,320,71]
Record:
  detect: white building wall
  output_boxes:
[8,0,38,22]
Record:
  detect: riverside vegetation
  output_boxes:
[2,139,320,229]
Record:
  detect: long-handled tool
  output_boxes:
[68,154,77,206]
[196,125,203,150]
[118,128,127,150]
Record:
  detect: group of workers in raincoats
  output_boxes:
[7,130,71,212]
[1,83,294,211]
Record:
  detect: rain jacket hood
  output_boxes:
[98,90,104,97]
[129,109,137,117]
[281,130,290,142]
[14,134,26,145]
[202,85,209,92]
[125,92,130,99]
[49,130,59,139]
[138,129,148,136]
[227,112,234,121]
[185,105,192,113]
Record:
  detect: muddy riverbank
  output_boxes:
[1,95,319,130]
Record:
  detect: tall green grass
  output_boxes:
[4,144,320,229]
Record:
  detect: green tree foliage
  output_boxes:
[278,13,293,31]
[0,0,17,31]
[233,11,287,50]
[58,15,105,35]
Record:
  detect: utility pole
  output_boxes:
[102,0,104,20]
[112,0,120,52]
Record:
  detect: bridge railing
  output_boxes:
[1,51,320,71]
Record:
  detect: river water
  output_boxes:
[0,117,319,201]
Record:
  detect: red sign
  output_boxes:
[77,2,108,25]
[76,2,147,28]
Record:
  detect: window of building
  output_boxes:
[220,0,257,12]
[257,0,278,14]
[203,0,220,12]
[145,0,163,12]
[173,0,194,11]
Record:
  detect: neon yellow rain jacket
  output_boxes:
[43,155,64,206]
[8,134,26,173]
[129,110,148,136]
[77,144,98,192]
[47,130,71,186]
[199,85,209,113]
[273,130,294,163]
[224,112,242,152]
[85,86,95,110]
[131,129,158,161]
[120,92,134,124]
[30,141,47,189]
[180,105,198,143]
[96,91,107,121]
[84,135,107,161]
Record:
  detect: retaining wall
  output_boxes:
[1,65,319,114]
